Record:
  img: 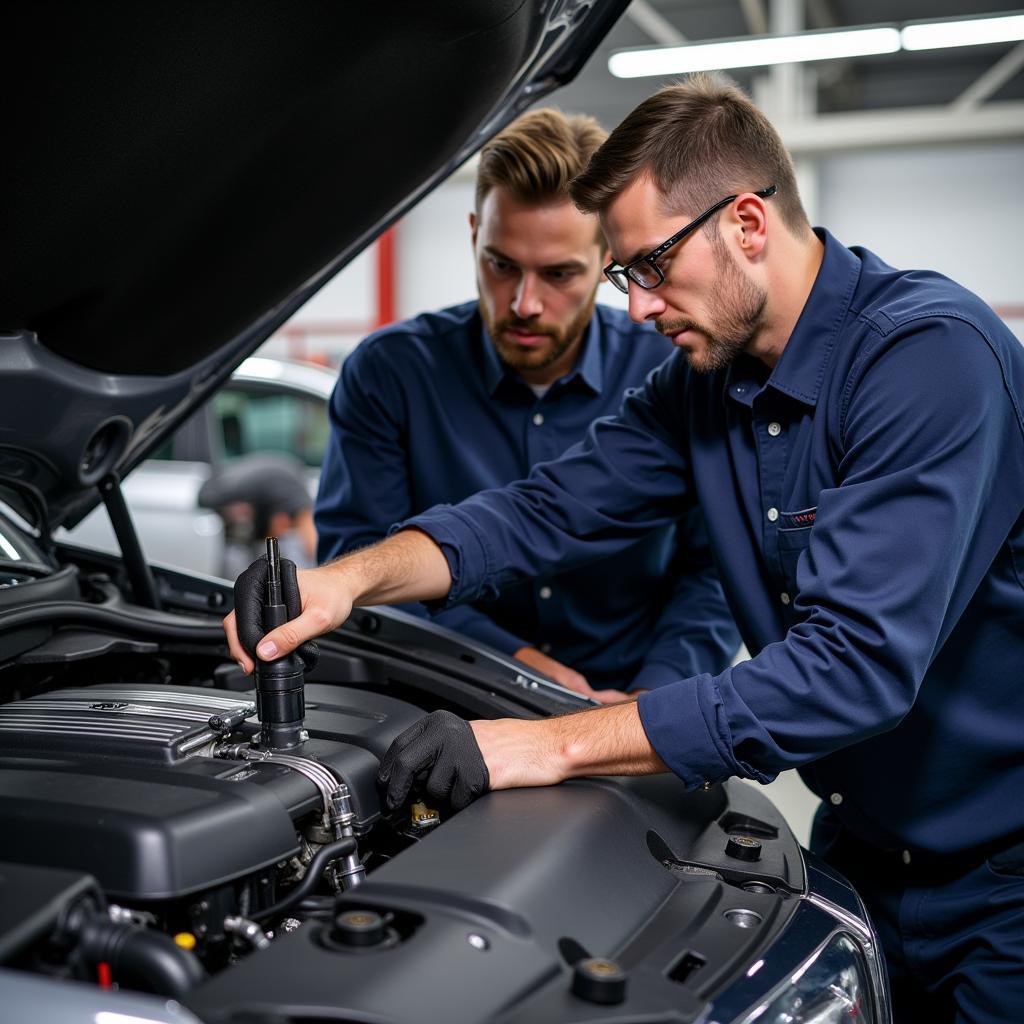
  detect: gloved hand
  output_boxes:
[233,554,319,672]
[378,710,490,812]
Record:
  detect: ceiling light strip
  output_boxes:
[902,13,1024,51]
[608,12,1024,79]
[609,27,899,78]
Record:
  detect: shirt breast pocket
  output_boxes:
[777,510,815,592]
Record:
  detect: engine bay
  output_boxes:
[0,535,808,1024]
[0,663,437,986]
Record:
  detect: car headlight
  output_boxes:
[733,933,875,1024]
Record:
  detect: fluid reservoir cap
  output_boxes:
[726,835,763,861]
[572,957,628,1005]
[332,909,387,947]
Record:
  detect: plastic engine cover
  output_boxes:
[0,683,423,899]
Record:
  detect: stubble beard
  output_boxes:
[484,292,596,374]
[657,237,767,374]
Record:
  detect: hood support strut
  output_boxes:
[98,473,160,611]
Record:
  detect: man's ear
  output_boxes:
[469,211,478,249]
[732,193,769,258]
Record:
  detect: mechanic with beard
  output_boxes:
[314,108,739,701]
[228,77,1024,1022]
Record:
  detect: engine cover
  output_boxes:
[0,683,423,900]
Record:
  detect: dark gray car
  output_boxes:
[0,4,889,1023]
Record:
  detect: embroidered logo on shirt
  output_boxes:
[780,507,817,529]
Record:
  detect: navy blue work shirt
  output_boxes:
[407,232,1024,855]
[315,300,739,689]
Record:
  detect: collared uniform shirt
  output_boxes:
[315,300,739,689]
[407,232,1024,855]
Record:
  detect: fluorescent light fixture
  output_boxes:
[608,11,1024,80]
[902,13,1024,50]
[609,26,900,78]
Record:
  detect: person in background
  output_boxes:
[314,107,738,700]
[199,452,316,579]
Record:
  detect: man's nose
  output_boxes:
[627,281,665,324]
[511,273,543,320]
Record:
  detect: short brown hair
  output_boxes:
[570,74,809,236]
[475,108,608,215]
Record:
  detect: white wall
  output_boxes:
[398,180,476,316]
[818,141,1024,340]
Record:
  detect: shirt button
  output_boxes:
[830,792,843,806]
[532,412,544,426]
[902,850,912,865]
[767,507,779,522]
[734,386,746,395]
[768,422,782,437]
[780,592,791,606]
[539,586,552,600]
[540,642,552,653]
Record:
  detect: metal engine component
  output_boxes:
[216,744,365,890]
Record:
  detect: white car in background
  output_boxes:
[62,356,336,576]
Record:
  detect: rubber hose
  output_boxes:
[80,921,207,999]
[252,836,357,923]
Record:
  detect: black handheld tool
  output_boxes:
[254,537,306,750]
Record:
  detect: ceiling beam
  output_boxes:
[625,0,686,46]
[777,100,1024,154]
[952,41,1024,111]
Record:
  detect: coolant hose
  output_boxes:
[252,836,357,923]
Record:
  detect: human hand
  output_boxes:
[224,559,353,674]
[589,688,638,705]
[513,646,593,695]
[377,710,490,811]
[513,647,634,704]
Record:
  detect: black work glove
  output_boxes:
[233,554,319,672]
[377,710,490,812]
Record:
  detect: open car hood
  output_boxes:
[0,0,628,534]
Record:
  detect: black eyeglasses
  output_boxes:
[603,185,777,294]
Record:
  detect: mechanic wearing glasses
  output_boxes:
[229,77,1024,1021]
[313,108,738,701]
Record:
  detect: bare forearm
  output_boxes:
[555,701,669,778]
[472,701,669,791]
[327,528,452,606]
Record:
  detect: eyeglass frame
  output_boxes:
[603,184,777,294]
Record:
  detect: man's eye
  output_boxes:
[487,257,514,274]
[545,269,576,282]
